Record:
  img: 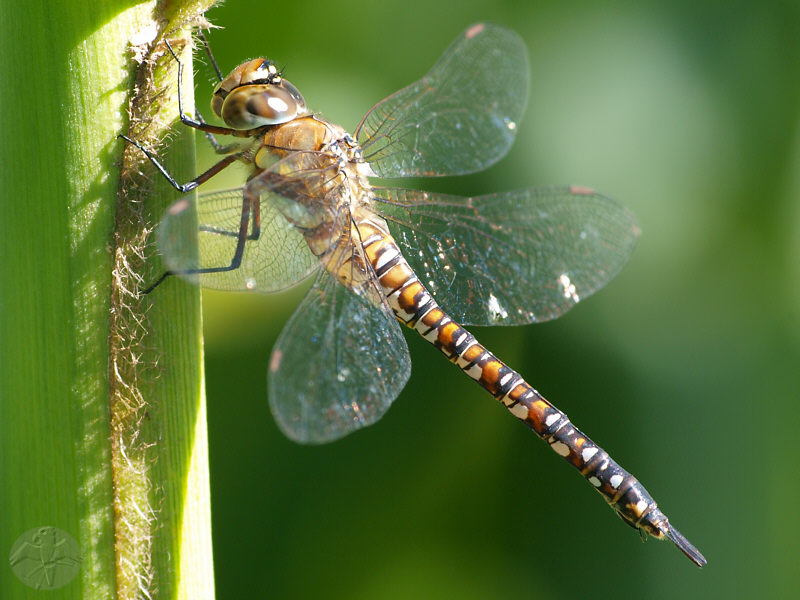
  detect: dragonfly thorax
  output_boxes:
[211,58,307,129]
[323,133,364,166]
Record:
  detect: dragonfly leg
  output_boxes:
[196,29,223,82]
[195,110,246,154]
[190,32,235,151]
[249,195,261,240]
[142,187,258,294]
[119,134,241,193]
[194,195,259,240]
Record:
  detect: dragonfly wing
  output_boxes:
[245,150,343,231]
[355,23,528,178]
[372,186,639,325]
[268,267,411,444]
[155,151,344,292]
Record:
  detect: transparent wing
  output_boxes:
[245,150,344,232]
[155,151,343,292]
[355,23,528,178]
[268,267,411,444]
[372,186,640,325]
[156,187,320,292]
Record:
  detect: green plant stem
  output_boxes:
[0,1,218,598]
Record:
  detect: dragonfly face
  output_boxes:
[210,58,308,128]
[129,23,705,566]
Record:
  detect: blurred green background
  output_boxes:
[187,0,800,597]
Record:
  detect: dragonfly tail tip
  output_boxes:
[665,525,707,567]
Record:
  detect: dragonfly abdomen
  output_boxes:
[359,216,705,563]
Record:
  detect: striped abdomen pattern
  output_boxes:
[358,213,677,542]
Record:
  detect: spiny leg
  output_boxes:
[195,111,246,154]
[119,135,241,193]
[120,36,265,293]
[197,29,223,82]
[141,187,258,294]
[197,195,261,241]
[119,130,253,294]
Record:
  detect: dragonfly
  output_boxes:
[121,23,706,566]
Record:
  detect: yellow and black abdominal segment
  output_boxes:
[360,217,707,567]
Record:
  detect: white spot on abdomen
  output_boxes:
[581,447,598,463]
[387,289,402,310]
[395,307,415,322]
[509,403,528,419]
[609,474,624,489]
[551,441,570,457]
[545,413,560,427]
[465,364,483,380]
[374,246,399,271]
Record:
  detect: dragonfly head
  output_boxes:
[211,58,307,129]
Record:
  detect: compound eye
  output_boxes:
[211,58,278,118]
[220,85,301,128]
[279,79,307,113]
[211,85,225,118]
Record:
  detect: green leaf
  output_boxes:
[1,1,219,598]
